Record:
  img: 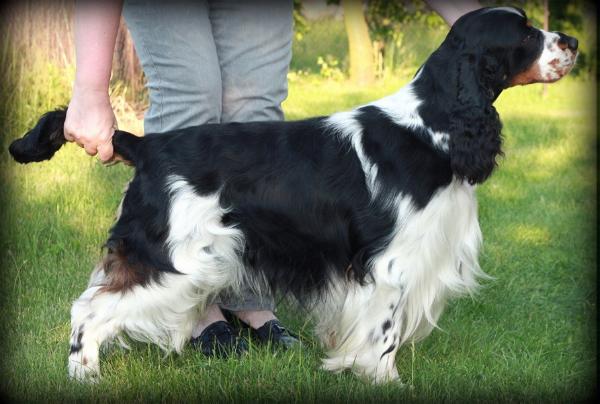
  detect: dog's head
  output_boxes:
[422,7,577,184]
[444,7,578,97]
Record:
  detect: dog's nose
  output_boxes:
[557,33,578,51]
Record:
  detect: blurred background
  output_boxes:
[0,0,596,135]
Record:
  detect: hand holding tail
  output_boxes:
[9,108,142,166]
[64,88,117,162]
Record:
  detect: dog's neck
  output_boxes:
[367,51,504,184]
[367,70,453,154]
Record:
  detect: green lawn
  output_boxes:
[0,75,596,402]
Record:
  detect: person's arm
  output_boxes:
[64,0,123,162]
[425,0,481,26]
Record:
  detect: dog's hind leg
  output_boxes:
[68,263,116,382]
[67,177,246,382]
[67,258,206,382]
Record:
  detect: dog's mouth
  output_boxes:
[510,48,577,86]
[540,50,577,83]
[509,28,578,87]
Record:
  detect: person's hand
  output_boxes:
[64,86,117,162]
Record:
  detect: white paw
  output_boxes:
[68,354,100,383]
[322,355,401,384]
[369,365,400,384]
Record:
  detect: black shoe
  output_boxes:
[190,321,248,358]
[251,319,301,350]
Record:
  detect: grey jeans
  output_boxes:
[123,0,293,311]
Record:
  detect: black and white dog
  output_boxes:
[9,7,577,383]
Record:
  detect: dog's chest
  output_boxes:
[373,180,482,293]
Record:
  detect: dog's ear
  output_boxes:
[448,52,503,184]
[9,108,67,163]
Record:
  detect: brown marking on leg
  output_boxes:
[100,246,147,293]
[327,331,337,348]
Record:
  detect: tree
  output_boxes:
[365,0,444,77]
[340,0,375,85]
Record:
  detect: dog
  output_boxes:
[9,7,577,384]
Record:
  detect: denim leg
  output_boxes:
[209,0,292,312]
[209,0,293,123]
[123,1,292,313]
[217,287,276,312]
[123,0,222,133]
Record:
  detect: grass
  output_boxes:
[0,60,597,402]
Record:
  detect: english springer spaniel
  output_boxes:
[9,7,577,383]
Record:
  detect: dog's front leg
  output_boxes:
[319,283,404,384]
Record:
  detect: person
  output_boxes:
[425,0,481,26]
[64,0,299,358]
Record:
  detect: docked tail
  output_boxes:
[8,108,142,165]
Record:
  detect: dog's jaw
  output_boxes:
[511,30,577,86]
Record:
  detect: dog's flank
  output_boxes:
[9,7,577,384]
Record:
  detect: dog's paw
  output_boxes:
[369,365,401,384]
[322,354,401,384]
[68,354,100,383]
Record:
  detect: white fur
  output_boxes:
[537,30,577,82]
[166,175,246,298]
[371,83,451,153]
[370,84,425,130]
[68,176,246,381]
[431,131,450,152]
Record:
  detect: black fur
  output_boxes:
[9,108,68,163]
[356,105,453,207]
[111,119,397,298]
[8,7,569,302]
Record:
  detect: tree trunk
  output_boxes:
[341,0,375,85]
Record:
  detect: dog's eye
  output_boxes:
[521,31,535,43]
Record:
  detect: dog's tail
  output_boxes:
[8,107,142,165]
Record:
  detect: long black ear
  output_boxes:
[9,108,68,164]
[449,52,503,184]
